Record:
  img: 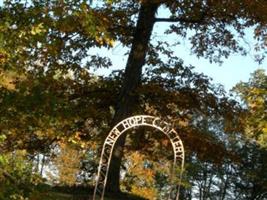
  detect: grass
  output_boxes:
[30,184,148,200]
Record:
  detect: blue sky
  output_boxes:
[94,48,267,92]
[93,31,267,92]
[93,5,267,92]
[166,42,267,92]
[94,7,267,92]
[153,7,267,92]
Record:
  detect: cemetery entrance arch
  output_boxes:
[93,115,185,200]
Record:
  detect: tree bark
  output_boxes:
[105,2,160,193]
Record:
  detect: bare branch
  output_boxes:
[155,16,206,24]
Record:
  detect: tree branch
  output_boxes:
[155,8,209,24]
[0,168,16,184]
[155,16,206,24]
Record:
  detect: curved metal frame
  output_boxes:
[93,115,185,200]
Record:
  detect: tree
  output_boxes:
[234,141,267,200]
[233,69,267,148]
[1,0,267,195]
[53,142,81,186]
[232,69,267,199]
[103,1,267,192]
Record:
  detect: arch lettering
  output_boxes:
[93,115,185,200]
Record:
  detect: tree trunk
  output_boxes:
[105,2,160,193]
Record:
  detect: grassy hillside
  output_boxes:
[29,185,148,200]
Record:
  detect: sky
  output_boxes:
[152,7,267,92]
[93,32,267,93]
[100,46,265,90]
[93,8,267,93]
[161,41,267,92]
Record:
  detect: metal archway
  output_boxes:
[93,115,185,200]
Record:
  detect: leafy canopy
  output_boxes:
[234,69,267,148]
